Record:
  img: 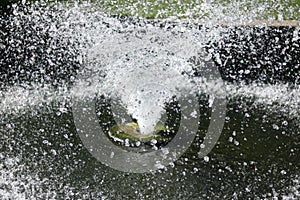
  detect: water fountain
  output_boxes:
[0,0,299,199]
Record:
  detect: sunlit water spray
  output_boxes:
[2,1,298,120]
[71,19,202,134]
[89,46,196,134]
[0,1,300,198]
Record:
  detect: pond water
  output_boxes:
[0,1,299,199]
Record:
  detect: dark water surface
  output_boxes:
[0,96,299,199]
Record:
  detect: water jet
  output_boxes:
[0,0,299,199]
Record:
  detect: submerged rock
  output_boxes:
[108,122,170,145]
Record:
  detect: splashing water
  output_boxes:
[1,1,298,119]
[0,0,300,198]
[103,57,192,134]
[83,28,198,134]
